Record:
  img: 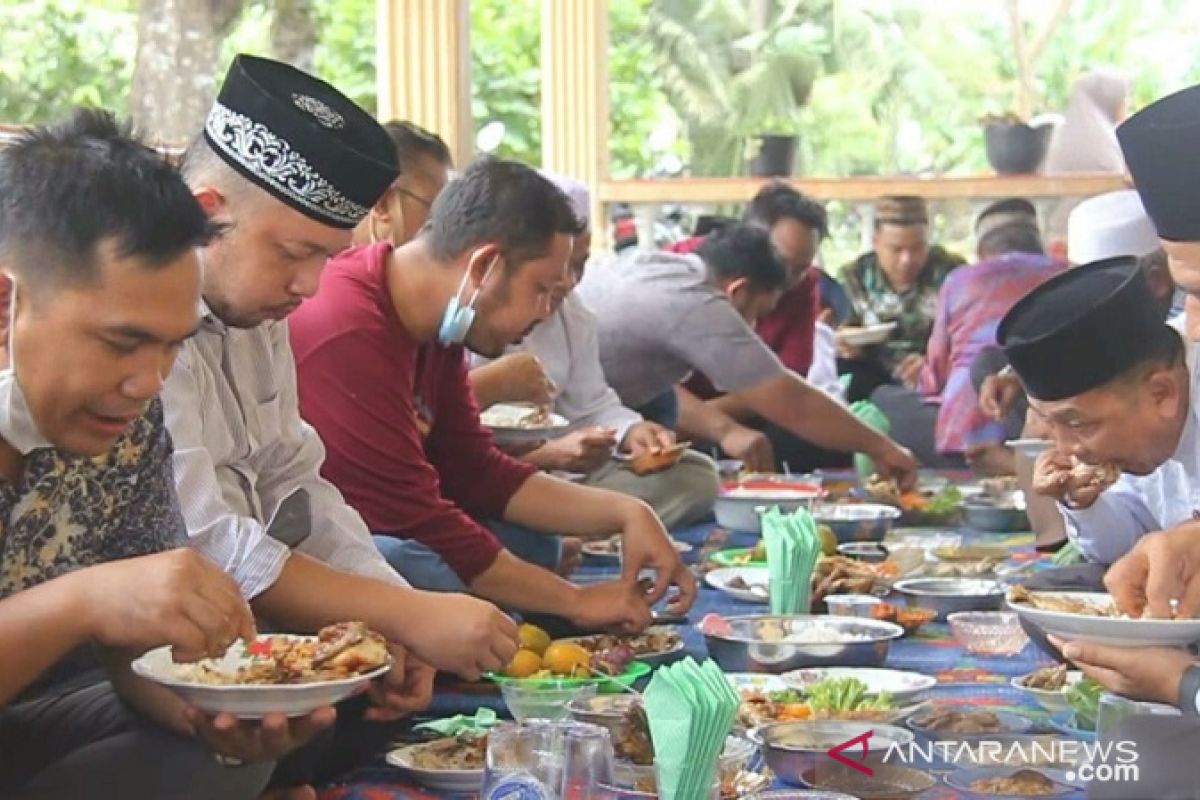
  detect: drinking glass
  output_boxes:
[482,720,615,800]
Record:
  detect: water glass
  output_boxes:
[482,720,615,799]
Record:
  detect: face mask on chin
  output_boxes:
[0,279,53,455]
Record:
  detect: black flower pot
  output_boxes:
[984,121,1052,174]
[748,134,798,177]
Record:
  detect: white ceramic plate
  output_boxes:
[131,637,391,719]
[837,322,897,346]
[1007,438,1053,459]
[385,742,484,793]
[480,403,570,443]
[1009,670,1084,715]
[558,626,686,667]
[706,566,770,604]
[725,672,790,694]
[581,538,693,562]
[781,667,937,704]
[1008,591,1200,647]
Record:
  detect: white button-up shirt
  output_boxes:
[471,292,642,442]
[1063,330,1200,565]
[162,304,404,598]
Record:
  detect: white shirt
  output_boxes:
[1063,331,1200,565]
[807,321,846,402]
[472,292,642,443]
[162,305,405,598]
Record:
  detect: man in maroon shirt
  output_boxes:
[291,159,696,632]
[745,183,826,375]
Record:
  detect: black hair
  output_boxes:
[0,108,220,286]
[978,224,1045,258]
[693,214,736,237]
[424,157,584,265]
[696,223,788,293]
[743,182,829,240]
[382,120,453,171]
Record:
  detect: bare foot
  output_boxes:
[557,537,583,577]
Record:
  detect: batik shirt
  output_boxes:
[0,398,185,697]
[841,245,965,363]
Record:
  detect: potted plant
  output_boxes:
[981,112,1054,175]
[980,0,1071,174]
[646,0,823,177]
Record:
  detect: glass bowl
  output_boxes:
[947,611,1029,656]
[500,680,598,722]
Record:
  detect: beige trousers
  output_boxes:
[582,450,720,528]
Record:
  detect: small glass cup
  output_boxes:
[482,720,614,799]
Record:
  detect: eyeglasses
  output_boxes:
[395,186,435,210]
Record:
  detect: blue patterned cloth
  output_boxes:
[325,501,1088,800]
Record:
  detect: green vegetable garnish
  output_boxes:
[1066,677,1103,731]
[804,677,894,712]
[925,486,963,516]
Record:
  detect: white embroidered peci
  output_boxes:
[204,103,367,226]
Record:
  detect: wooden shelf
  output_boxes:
[598,173,1127,204]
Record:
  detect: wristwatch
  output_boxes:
[1177,662,1200,715]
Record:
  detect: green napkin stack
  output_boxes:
[643,657,739,800]
[761,506,822,615]
[413,707,498,737]
[850,400,890,481]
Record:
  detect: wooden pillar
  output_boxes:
[541,0,610,248]
[376,0,473,166]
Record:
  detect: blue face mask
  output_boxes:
[438,251,502,345]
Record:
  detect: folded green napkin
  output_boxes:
[850,400,890,481]
[412,707,498,737]
[763,506,821,614]
[644,658,738,799]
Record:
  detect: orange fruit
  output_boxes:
[542,641,592,677]
[518,623,552,656]
[504,649,544,678]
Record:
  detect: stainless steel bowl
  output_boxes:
[892,577,1007,621]
[812,503,901,544]
[749,721,913,787]
[701,615,903,674]
[567,693,640,741]
[962,500,1029,532]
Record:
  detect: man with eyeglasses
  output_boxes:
[353,120,451,248]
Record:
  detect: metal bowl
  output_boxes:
[812,503,901,544]
[701,615,903,674]
[567,693,640,741]
[892,578,1006,621]
[749,721,913,787]
[963,500,1029,532]
[836,542,889,563]
[715,480,823,532]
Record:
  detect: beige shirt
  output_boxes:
[162,304,404,598]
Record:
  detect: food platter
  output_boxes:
[1007,588,1200,647]
[706,566,770,604]
[385,736,486,793]
[480,402,570,443]
[131,625,392,718]
[559,627,686,667]
[836,322,897,347]
[582,537,693,562]
[780,668,936,705]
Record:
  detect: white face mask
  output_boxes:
[0,279,53,454]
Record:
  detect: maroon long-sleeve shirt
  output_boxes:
[289,243,536,582]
